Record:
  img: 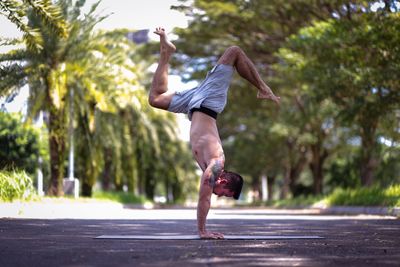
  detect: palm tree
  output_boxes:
[0,0,68,195]
[1,0,196,200]
[0,0,150,195]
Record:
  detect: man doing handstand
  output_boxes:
[149,27,280,239]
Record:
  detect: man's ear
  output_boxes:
[217,178,228,185]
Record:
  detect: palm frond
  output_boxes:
[23,0,68,37]
[0,63,27,97]
[0,0,43,51]
[0,37,24,46]
[0,49,29,62]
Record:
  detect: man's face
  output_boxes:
[213,185,234,198]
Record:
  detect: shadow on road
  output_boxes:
[1,213,399,266]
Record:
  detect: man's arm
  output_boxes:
[197,158,224,239]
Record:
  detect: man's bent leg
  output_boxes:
[217,46,280,104]
[149,27,176,110]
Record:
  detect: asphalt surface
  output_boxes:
[1,205,399,267]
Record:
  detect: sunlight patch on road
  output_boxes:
[0,202,396,220]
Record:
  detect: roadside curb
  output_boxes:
[318,206,400,217]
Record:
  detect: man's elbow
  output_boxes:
[198,194,211,204]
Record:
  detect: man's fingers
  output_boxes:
[199,232,225,239]
[209,235,224,239]
[154,27,165,34]
[211,232,224,239]
[274,96,281,105]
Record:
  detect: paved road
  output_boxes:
[1,205,399,266]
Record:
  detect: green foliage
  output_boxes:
[92,190,147,205]
[280,12,400,186]
[286,13,400,110]
[0,112,41,173]
[0,0,67,51]
[1,0,79,195]
[57,1,197,201]
[0,169,35,202]
[327,157,360,189]
[267,195,324,208]
[172,0,400,201]
[265,184,400,208]
[326,185,400,207]
[1,0,196,200]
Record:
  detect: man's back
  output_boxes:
[190,112,225,171]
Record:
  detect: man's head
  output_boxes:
[213,170,243,200]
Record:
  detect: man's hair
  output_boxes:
[221,170,243,200]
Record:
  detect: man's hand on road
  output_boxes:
[199,231,225,239]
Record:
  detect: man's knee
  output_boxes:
[226,45,243,56]
[148,94,164,109]
[148,93,171,110]
[218,46,244,65]
[148,94,157,107]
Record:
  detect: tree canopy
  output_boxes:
[171,0,400,199]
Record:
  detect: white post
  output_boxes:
[261,175,268,202]
[66,88,79,199]
[68,133,74,181]
[68,88,74,181]
[74,178,80,199]
[37,160,44,197]
[36,112,44,196]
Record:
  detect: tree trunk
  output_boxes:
[312,164,323,195]
[280,139,307,199]
[282,157,307,198]
[251,175,261,202]
[267,175,275,201]
[47,104,66,196]
[310,144,328,195]
[172,179,183,203]
[360,121,379,187]
[82,181,92,197]
[289,152,308,197]
[360,141,378,187]
[360,156,376,187]
[102,147,113,191]
[280,140,292,199]
[280,164,291,199]
[43,69,66,196]
[136,147,144,195]
[81,153,95,197]
[145,169,155,200]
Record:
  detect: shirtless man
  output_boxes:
[149,27,280,239]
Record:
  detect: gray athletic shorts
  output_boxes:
[167,64,234,120]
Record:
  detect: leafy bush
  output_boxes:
[264,185,400,208]
[0,112,42,174]
[326,185,400,207]
[267,195,324,208]
[0,169,35,202]
[92,191,147,204]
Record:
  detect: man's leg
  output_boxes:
[148,27,176,110]
[217,46,280,104]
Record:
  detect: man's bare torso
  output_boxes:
[190,112,224,172]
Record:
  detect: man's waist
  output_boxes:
[190,106,218,120]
